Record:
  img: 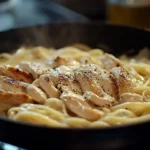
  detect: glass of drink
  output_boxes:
[107,0,150,28]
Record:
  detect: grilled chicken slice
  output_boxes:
[32,79,40,87]
[39,73,82,98]
[55,65,76,77]
[57,74,82,95]
[19,62,51,79]
[96,68,118,98]
[111,67,135,95]
[75,71,95,93]
[47,57,79,68]
[0,90,33,105]
[101,53,122,70]
[39,74,61,98]
[0,66,33,83]
[61,91,102,121]
[27,85,47,104]
[75,64,118,98]
[83,91,115,107]
[120,93,145,103]
[0,76,47,103]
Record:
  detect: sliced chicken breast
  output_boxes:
[39,73,82,98]
[0,66,33,83]
[57,74,82,95]
[0,90,33,105]
[0,76,47,103]
[26,85,47,104]
[111,67,135,95]
[39,74,61,98]
[61,91,102,121]
[83,91,115,107]
[32,79,40,87]
[101,53,122,70]
[55,65,76,77]
[120,93,145,103]
[47,57,79,68]
[19,62,52,79]
[96,69,118,98]
[74,64,118,98]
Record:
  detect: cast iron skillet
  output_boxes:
[0,23,150,150]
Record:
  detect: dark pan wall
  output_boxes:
[0,23,149,56]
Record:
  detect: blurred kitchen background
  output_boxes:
[0,0,106,31]
[0,0,150,32]
[0,0,150,31]
[0,0,150,149]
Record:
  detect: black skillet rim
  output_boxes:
[0,22,150,132]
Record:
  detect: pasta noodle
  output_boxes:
[0,44,150,128]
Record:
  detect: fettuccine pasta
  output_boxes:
[0,44,149,128]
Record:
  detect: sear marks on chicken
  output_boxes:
[0,90,33,105]
[101,53,122,70]
[0,66,33,83]
[111,67,135,95]
[19,62,52,79]
[74,64,118,98]
[0,76,47,104]
[47,56,80,68]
